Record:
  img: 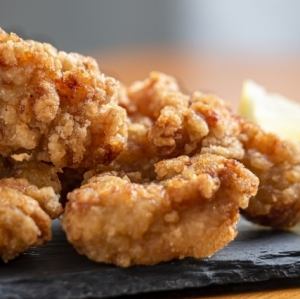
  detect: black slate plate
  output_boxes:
[1,220,300,299]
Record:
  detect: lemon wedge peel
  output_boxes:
[239,80,300,143]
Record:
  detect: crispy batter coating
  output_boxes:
[63,154,258,267]
[0,156,62,262]
[239,120,300,228]
[86,71,245,179]
[0,28,127,168]
[8,159,62,194]
[121,72,244,160]
[0,178,62,262]
[2,25,298,267]
[118,72,300,229]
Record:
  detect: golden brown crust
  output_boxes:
[8,159,62,194]
[0,178,62,262]
[118,72,300,229]
[63,154,258,267]
[0,29,127,168]
[121,72,244,160]
[86,72,245,180]
[2,25,298,267]
[239,120,300,228]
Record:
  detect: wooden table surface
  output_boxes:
[97,47,300,107]
[197,288,300,299]
[96,48,300,299]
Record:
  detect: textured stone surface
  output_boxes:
[0,220,299,299]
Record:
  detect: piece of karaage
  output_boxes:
[63,153,258,267]
[239,119,300,228]
[0,156,62,262]
[8,158,62,194]
[123,72,244,160]
[0,177,62,262]
[0,28,127,168]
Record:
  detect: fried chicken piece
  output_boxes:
[63,154,258,267]
[8,159,62,194]
[239,120,300,228]
[8,154,84,206]
[120,72,244,160]
[1,155,62,207]
[0,156,62,262]
[0,178,62,262]
[0,28,127,168]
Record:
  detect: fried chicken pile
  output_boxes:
[1,28,299,266]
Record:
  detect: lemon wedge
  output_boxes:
[239,80,300,142]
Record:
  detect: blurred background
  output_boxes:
[1,0,300,105]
